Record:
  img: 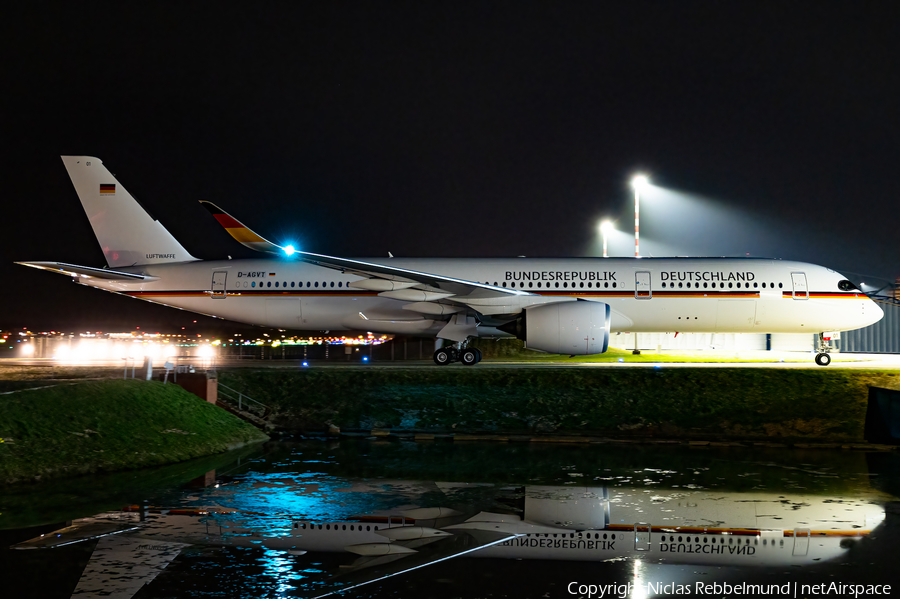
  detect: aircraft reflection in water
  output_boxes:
[12,484,886,597]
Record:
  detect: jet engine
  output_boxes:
[500,300,610,355]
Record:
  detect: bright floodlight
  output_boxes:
[631,174,649,190]
[600,220,614,234]
[283,245,296,256]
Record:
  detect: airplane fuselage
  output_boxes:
[81,256,881,338]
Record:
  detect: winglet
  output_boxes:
[200,200,286,255]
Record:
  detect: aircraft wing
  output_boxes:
[15,261,158,281]
[201,201,533,300]
[314,529,522,598]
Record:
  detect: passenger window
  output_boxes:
[251,282,256,288]
[555,282,560,288]
[537,282,542,288]
[330,282,334,288]
[778,283,783,288]
[580,282,584,288]
[315,282,319,288]
[612,282,617,288]
[502,282,507,287]
[678,282,683,288]
[267,282,271,288]
[339,282,342,287]
[588,282,593,288]
[703,282,707,288]
[529,282,533,288]
[728,283,732,288]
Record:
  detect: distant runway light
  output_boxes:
[363,356,369,362]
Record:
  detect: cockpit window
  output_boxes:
[838,280,859,292]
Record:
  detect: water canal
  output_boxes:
[3,439,899,598]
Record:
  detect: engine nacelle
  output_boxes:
[517,300,610,355]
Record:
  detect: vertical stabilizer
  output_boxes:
[61,156,197,267]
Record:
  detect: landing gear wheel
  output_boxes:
[473,348,483,363]
[815,353,831,366]
[460,349,479,366]
[433,349,452,366]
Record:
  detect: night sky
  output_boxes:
[3,2,899,332]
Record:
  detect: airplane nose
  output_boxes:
[865,298,885,326]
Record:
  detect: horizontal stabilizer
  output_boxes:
[11,518,140,550]
[16,261,158,281]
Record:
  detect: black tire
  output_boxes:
[433,349,452,365]
[460,349,478,366]
[473,348,483,363]
[815,353,831,366]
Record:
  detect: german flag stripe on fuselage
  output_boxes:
[123,290,865,299]
[605,524,871,537]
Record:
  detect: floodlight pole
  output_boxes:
[600,220,613,258]
[630,174,648,258]
[634,186,640,258]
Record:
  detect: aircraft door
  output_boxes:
[635,271,652,299]
[791,272,809,300]
[211,271,227,298]
[633,523,651,551]
[792,528,810,556]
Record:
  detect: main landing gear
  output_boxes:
[814,332,834,366]
[433,343,482,366]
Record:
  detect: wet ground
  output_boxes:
[3,439,900,598]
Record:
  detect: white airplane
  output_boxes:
[11,484,886,597]
[17,157,883,366]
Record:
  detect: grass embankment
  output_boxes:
[0,379,268,484]
[220,368,900,442]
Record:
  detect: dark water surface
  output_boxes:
[3,439,900,598]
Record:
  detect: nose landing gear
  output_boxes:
[814,332,835,366]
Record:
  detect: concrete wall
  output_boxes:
[612,332,814,352]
